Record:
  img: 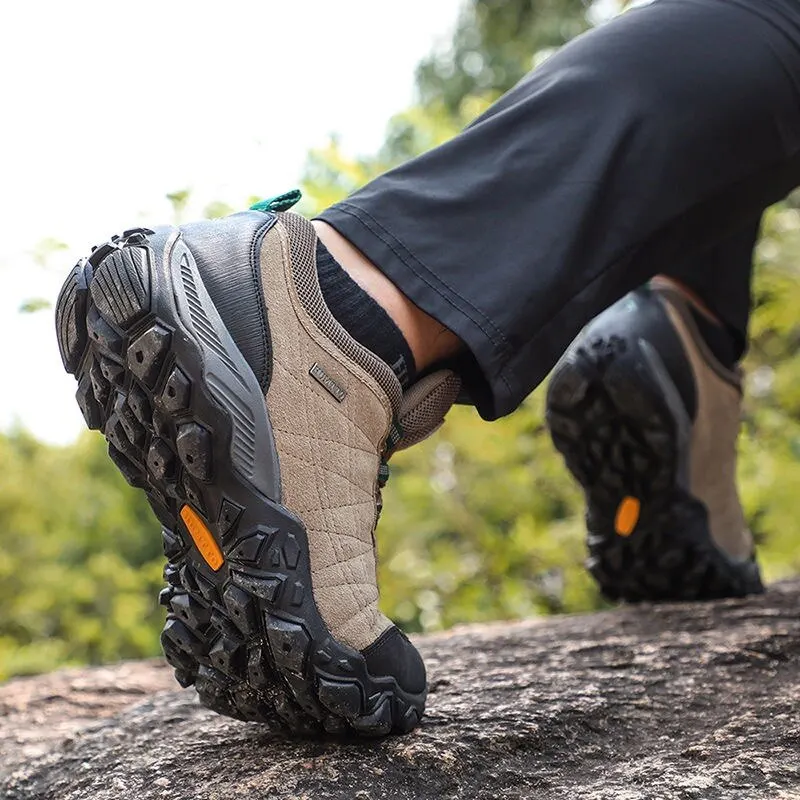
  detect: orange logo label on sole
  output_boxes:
[180,505,224,571]
[615,497,641,538]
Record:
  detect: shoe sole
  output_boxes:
[546,335,764,602]
[55,226,424,737]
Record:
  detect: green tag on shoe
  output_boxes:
[250,189,302,213]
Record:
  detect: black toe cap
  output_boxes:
[361,625,426,695]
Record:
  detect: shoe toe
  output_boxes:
[361,625,426,696]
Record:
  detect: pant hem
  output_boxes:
[316,201,516,419]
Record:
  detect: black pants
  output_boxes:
[318,0,800,420]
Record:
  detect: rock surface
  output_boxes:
[1,581,799,800]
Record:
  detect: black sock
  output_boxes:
[316,241,416,388]
[688,307,740,369]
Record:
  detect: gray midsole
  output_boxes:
[165,231,281,503]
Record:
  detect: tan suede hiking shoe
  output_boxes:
[54,193,460,736]
[546,279,763,602]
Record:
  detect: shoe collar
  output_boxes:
[277,210,462,452]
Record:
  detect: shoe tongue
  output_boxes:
[393,370,462,452]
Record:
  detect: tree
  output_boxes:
[416,0,590,114]
[0,430,163,679]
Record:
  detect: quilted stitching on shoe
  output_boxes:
[260,221,394,651]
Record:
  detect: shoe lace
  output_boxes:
[250,189,302,213]
[376,420,404,520]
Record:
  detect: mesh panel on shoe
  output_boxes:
[279,212,403,413]
[395,370,462,451]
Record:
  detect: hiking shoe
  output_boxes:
[55,195,461,736]
[546,279,764,602]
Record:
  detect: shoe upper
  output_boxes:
[650,279,752,562]
[181,209,460,688]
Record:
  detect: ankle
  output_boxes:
[312,221,462,373]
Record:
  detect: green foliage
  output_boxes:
[30,237,68,268]
[416,0,589,113]
[738,198,800,582]
[0,430,163,680]
[20,237,70,314]
[18,298,51,314]
[300,103,479,215]
[378,397,606,632]
[166,189,191,223]
[203,200,235,220]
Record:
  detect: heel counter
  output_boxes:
[179,211,277,391]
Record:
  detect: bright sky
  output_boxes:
[0,0,463,444]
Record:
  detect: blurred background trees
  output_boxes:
[2,0,799,679]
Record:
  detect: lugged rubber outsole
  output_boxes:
[55,227,425,737]
[546,335,764,603]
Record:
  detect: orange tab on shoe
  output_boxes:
[615,497,641,537]
[180,505,224,571]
